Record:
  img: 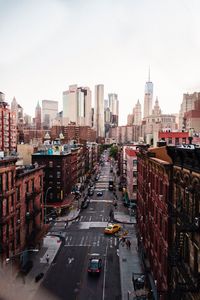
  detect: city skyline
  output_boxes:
[1,0,200,125]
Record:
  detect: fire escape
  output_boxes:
[169,202,200,298]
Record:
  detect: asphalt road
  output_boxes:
[34,161,121,300]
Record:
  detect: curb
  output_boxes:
[113,217,136,225]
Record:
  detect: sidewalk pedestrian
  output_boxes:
[64,221,68,229]
[121,236,126,246]
[126,239,131,249]
[46,254,49,264]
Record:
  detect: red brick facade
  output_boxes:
[0,158,44,265]
[137,147,173,298]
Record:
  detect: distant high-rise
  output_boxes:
[108,93,119,126]
[42,100,58,129]
[179,92,199,130]
[0,92,16,153]
[133,99,142,125]
[35,101,42,130]
[152,97,161,116]
[95,84,105,137]
[143,69,153,118]
[63,85,92,127]
[11,97,24,132]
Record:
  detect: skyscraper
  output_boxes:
[133,99,142,125]
[42,100,58,129]
[0,92,16,153]
[35,101,42,130]
[179,92,198,130]
[108,93,119,126]
[95,84,104,137]
[63,85,92,127]
[143,69,153,118]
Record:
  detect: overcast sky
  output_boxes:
[1,0,200,125]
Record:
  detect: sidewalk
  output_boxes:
[3,205,81,300]
[114,212,145,300]
[113,172,146,300]
[9,179,143,300]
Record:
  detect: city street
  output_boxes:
[33,161,122,300]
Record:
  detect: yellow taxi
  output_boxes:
[104,223,121,234]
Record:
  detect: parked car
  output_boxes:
[104,223,121,234]
[88,254,102,275]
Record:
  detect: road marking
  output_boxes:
[90,200,113,203]
[102,241,108,300]
[67,257,74,264]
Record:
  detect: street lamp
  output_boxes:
[44,187,52,224]
[6,249,39,263]
[6,249,39,279]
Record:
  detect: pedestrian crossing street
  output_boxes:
[64,233,118,248]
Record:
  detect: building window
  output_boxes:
[0,174,2,193]
[39,175,42,187]
[31,179,34,191]
[16,230,20,246]
[159,214,162,232]
[6,172,9,190]
[6,198,9,214]
[11,171,14,188]
[133,160,137,170]
[175,138,179,145]
[133,185,137,193]
[168,138,172,144]
[25,182,29,193]
[57,171,61,179]
[159,180,163,195]
[6,224,9,238]
[16,187,20,202]
[11,194,14,207]
[49,161,53,168]
[133,171,137,178]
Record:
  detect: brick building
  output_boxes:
[137,146,173,298]
[32,151,72,205]
[158,131,189,145]
[0,157,44,265]
[167,145,200,299]
[50,125,96,144]
[125,147,138,205]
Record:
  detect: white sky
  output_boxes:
[1,0,200,125]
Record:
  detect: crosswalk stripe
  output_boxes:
[64,234,118,248]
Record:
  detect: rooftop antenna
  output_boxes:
[148,66,150,82]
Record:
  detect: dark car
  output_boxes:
[88,257,102,274]
[35,272,44,282]
[97,191,103,197]
[118,185,123,191]
[81,199,90,209]
[134,275,145,289]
